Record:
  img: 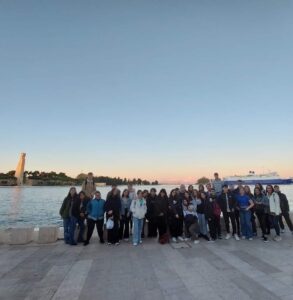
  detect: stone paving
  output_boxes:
[0,233,293,300]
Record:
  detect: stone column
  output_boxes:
[15,153,26,186]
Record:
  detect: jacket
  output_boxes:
[218,192,236,213]
[59,194,79,219]
[268,192,281,215]
[104,195,121,219]
[277,192,290,213]
[120,197,132,216]
[82,179,96,198]
[130,198,147,219]
[87,198,105,221]
[254,194,269,214]
[168,197,183,217]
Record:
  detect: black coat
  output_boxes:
[278,192,290,213]
[218,192,236,213]
[105,195,121,219]
[168,197,183,217]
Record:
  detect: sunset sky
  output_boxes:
[1,1,293,183]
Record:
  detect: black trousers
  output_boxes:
[86,218,104,242]
[255,211,267,236]
[107,219,119,244]
[234,210,241,236]
[279,212,293,231]
[119,215,131,239]
[169,216,183,238]
[251,211,257,234]
[222,211,236,235]
[156,215,167,238]
[208,217,217,240]
[148,218,158,237]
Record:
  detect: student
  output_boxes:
[178,184,186,202]
[156,189,169,244]
[232,182,242,237]
[77,191,88,243]
[81,172,96,198]
[207,189,222,240]
[84,191,105,246]
[218,185,239,240]
[119,189,132,241]
[187,185,194,196]
[197,191,211,240]
[67,187,81,246]
[254,187,269,242]
[206,183,213,197]
[274,185,293,234]
[235,187,254,240]
[198,184,205,194]
[146,188,158,238]
[168,189,184,243]
[266,185,282,241]
[182,199,200,244]
[212,172,223,196]
[141,190,149,238]
[105,188,121,245]
[204,190,219,242]
[244,185,257,236]
[130,190,147,246]
[59,187,77,244]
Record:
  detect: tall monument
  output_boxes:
[15,153,26,185]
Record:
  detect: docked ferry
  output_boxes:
[223,171,293,185]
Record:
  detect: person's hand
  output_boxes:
[175,214,179,219]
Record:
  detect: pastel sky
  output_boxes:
[1,0,293,183]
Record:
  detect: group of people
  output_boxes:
[59,172,293,246]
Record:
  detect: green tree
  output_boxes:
[196,177,210,185]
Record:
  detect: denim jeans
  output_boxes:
[197,213,208,235]
[270,214,280,236]
[239,210,252,238]
[63,218,70,244]
[133,217,143,244]
[69,216,77,244]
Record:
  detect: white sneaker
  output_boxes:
[281,229,285,234]
[241,236,246,240]
[248,238,253,241]
[124,238,129,242]
[193,240,200,244]
[184,238,191,241]
[178,236,184,242]
[234,234,240,241]
[225,234,231,240]
[172,237,177,243]
[133,243,138,246]
[273,236,282,242]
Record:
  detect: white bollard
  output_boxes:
[37,226,59,244]
[3,227,34,245]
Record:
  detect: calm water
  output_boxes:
[0,185,293,228]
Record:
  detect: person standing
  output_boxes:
[59,187,77,244]
[119,189,132,241]
[130,190,147,246]
[155,189,169,244]
[244,185,257,236]
[67,187,80,246]
[82,172,96,198]
[254,187,269,242]
[146,188,158,238]
[105,188,121,245]
[274,185,293,234]
[84,191,105,246]
[77,191,88,243]
[168,189,184,243]
[235,187,254,240]
[212,172,223,197]
[218,185,239,240]
[266,185,282,241]
[197,191,211,240]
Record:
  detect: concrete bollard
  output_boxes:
[2,227,34,245]
[37,226,59,244]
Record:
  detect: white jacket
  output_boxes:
[130,198,147,219]
[268,192,281,215]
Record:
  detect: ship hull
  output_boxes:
[224,178,293,185]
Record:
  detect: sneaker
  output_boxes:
[263,236,268,243]
[133,243,138,246]
[193,240,200,244]
[234,234,240,241]
[218,235,223,240]
[273,236,282,242]
[208,239,215,243]
[184,238,191,242]
[115,242,120,246]
[178,236,184,242]
[248,238,253,241]
[225,234,231,240]
[83,241,89,246]
[172,237,177,243]
[139,240,143,244]
[281,229,285,234]
[107,242,112,245]
[241,236,246,240]
[124,238,129,242]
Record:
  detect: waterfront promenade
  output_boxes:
[0,234,293,300]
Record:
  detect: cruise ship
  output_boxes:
[223,171,293,185]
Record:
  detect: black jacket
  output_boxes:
[105,195,121,219]
[69,195,81,219]
[277,192,290,213]
[168,197,183,217]
[218,192,236,213]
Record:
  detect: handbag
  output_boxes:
[106,218,114,230]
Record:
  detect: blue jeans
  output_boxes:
[197,213,208,235]
[69,216,78,245]
[63,218,70,244]
[133,217,143,244]
[240,210,252,238]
